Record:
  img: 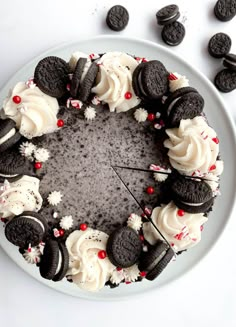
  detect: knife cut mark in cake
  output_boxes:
[0,51,223,292]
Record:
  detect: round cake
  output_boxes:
[0,50,223,292]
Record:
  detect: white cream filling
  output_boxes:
[161,13,178,22]
[19,215,45,233]
[55,250,62,275]
[81,60,92,82]
[181,201,204,207]
[0,173,18,178]
[0,128,16,145]
[225,58,236,66]
[167,96,181,116]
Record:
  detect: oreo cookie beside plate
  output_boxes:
[156,4,180,25]
[214,0,236,22]
[164,87,204,127]
[106,5,129,31]
[208,33,231,58]
[107,227,142,268]
[5,212,48,248]
[0,118,21,153]
[171,177,214,213]
[39,240,69,281]
[223,53,236,71]
[161,21,185,46]
[214,69,236,92]
[139,240,174,281]
[34,56,69,98]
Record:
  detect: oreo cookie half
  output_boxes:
[106,5,129,31]
[171,177,214,213]
[39,240,69,281]
[223,53,236,71]
[78,62,99,102]
[107,227,142,268]
[0,119,21,153]
[208,33,231,58]
[156,4,180,25]
[5,212,48,248]
[70,57,87,97]
[214,0,236,22]
[139,240,174,281]
[214,69,236,92]
[34,56,69,98]
[161,21,185,46]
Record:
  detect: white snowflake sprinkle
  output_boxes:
[47,191,63,206]
[84,106,96,120]
[134,108,148,123]
[34,148,50,162]
[59,215,73,230]
[19,142,36,161]
[123,264,140,283]
[23,247,41,264]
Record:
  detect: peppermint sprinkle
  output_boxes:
[53,228,60,238]
[26,78,36,89]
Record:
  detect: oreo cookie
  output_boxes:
[39,240,69,281]
[164,87,204,127]
[106,5,129,31]
[214,0,236,22]
[223,53,236,71]
[171,177,214,213]
[106,227,142,268]
[34,56,69,98]
[156,4,180,26]
[132,60,169,101]
[78,62,99,102]
[161,21,185,46]
[214,69,236,92]
[70,57,87,97]
[208,33,231,58]
[0,119,21,153]
[5,212,48,248]
[139,240,174,281]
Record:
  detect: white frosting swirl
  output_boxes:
[66,229,115,292]
[0,175,42,219]
[143,202,208,252]
[2,82,59,139]
[92,52,141,113]
[164,117,219,175]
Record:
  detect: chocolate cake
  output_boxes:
[0,51,223,292]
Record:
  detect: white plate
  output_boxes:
[0,36,236,301]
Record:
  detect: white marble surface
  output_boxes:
[0,0,236,326]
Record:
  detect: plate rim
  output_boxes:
[0,35,236,300]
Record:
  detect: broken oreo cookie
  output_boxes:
[214,69,236,92]
[106,5,129,31]
[208,33,231,58]
[0,119,21,153]
[214,0,236,22]
[107,226,142,268]
[156,4,180,25]
[161,21,185,46]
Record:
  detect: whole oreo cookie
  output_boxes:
[78,62,99,102]
[208,33,231,58]
[156,4,180,25]
[5,212,47,248]
[107,226,142,268]
[171,177,214,213]
[106,5,129,31]
[164,87,204,127]
[40,240,69,281]
[34,56,69,98]
[139,241,174,281]
[214,69,236,92]
[70,58,87,98]
[132,60,169,100]
[214,0,236,22]
[223,53,236,71]
[161,21,185,46]
[0,118,21,153]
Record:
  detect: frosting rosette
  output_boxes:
[143,202,208,252]
[92,52,140,113]
[2,81,59,139]
[66,228,115,292]
[164,116,219,175]
[0,176,42,219]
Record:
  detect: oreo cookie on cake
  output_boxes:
[0,118,21,153]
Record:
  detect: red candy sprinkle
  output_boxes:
[12,95,21,104]
[116,267,123,271]
[59,229,65,237]
[57,119,64,128]
[146,186,154,195]
[98,250,107,259]
[125,281,131,284]
[209,164,216,171]
[80,223,87,231]
[1,218,7,223]
[34,162,42,170]
[200,225,204,231]
[124,91,132,100]
[171,243,175,247]
[147,113,155,121]
[177,209,185,217]
[139,235,144,242]
[212,137,219,144]
[140,271,147,277]
[168,73,178,81]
